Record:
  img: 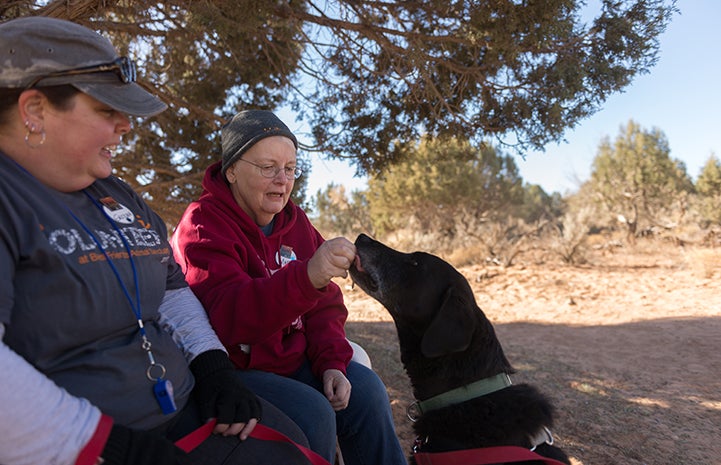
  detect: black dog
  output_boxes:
[349,234,571,465]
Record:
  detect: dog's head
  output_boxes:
[350,233,480,359]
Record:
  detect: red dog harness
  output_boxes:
[414,445,569,465]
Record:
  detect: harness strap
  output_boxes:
[414,445,569,465]
[175,418,332,465]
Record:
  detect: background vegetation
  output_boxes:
[4,0,677,229]
[9,2,714,265]
[312,119,720,265]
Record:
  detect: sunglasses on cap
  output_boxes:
[24,56,137,89]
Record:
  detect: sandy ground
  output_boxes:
[341,242,721,465]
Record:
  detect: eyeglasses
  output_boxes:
[238,158,302,180]
[24,56,138,89]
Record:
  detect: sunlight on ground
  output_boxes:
[628,397,670,408]
[569,380,608,396]
[683,396,721,411]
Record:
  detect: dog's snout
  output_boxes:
[355,233,373,246]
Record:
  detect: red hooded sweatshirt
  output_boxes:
[171,161,352,377]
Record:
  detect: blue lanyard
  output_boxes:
[66,191,144,332]
[65,190,166,381]
[67,190,175,413]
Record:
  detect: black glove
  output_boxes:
[101,423,189,465]
[189,349,262,424]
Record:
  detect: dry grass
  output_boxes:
[341,238,721,465]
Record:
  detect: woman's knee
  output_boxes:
[346,362,391,404]
[256,397,309,446]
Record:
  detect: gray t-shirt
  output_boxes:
[0,153,193,429]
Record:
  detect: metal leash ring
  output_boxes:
[146,362,166,381]
[406,401,422,422]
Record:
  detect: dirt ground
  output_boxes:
[341,240,721,465]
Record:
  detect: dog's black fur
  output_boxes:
[349,234,571,465]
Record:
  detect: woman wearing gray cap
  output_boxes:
[172,110,407,465]
[0,16,312,465]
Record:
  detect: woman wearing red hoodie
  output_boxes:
[172,110,406,465]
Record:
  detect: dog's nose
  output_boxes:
[355,233,372,245]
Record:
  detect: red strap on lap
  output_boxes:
[175,420,567,465]
[175,419,332,465]
[414,445,569,465]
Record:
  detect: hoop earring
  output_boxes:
[24,121,46,148]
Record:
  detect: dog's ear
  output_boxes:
[420,285,476,358]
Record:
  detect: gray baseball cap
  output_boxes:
[0,16,167,117]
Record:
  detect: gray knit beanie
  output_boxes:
[221,110,298,174]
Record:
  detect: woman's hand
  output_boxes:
[322,369,352,411]
[189,350,262,441]
[213,417,259,440]
[307,237,356,289]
